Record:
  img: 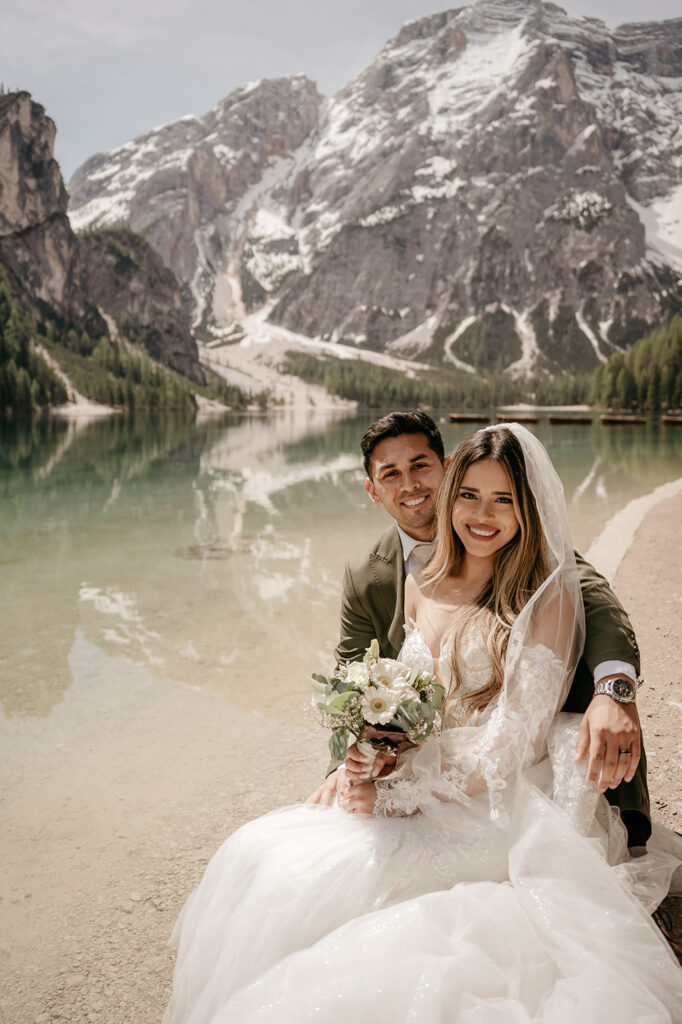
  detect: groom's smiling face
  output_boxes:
[364,433,449,541]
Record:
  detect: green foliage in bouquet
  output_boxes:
[312,639,445,774]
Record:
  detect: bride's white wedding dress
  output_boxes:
[163,626,682,1024]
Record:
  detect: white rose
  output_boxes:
[371,659,411,691]
[361,684,398,726]
[346,662,372,690]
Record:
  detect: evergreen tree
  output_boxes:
[646,365,661,411]
[615,365,636,409]
[15,367,32,412]
[590,315,682,411]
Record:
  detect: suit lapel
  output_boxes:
[369,527,406,660]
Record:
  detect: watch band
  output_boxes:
[594,676,637,703]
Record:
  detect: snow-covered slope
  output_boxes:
[69,0,682,376]
[69,76,321,316]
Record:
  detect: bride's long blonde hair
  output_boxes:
[423,428,549,724]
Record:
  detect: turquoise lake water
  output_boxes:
[1,409,680,723]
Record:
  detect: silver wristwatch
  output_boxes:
[594,676,637,703]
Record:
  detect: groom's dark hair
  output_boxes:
[361,411,445,477]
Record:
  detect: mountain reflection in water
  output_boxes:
[1,410,680,720]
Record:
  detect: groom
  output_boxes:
[314,411,650,848]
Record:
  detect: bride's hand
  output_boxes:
[345,727,416,783]
[338,779,377,816]
[345,740,396,782]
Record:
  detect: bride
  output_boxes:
[163,424,682,1023]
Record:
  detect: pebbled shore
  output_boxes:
[0,639,328,1024]
[612,487,682,832]
[1,485,680,1024]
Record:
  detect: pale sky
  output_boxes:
[2,0,681,181]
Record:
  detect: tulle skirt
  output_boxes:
[163,754,682,1024]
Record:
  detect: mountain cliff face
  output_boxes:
[68,1,682,376]
[0,91,104,333]
[69,76,322,325]
[0,92,205,384]
[78,228,205,382]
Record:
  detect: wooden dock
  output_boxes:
[495,413,539,424]
[547,415,592,424]
[600,414,647,425]
[448,413,490,423]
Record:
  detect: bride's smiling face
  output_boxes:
[451,458,520,561]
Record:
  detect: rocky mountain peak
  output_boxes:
[390,9,463,48]
[69,75,322,292]
[0,90,99,328]
[0,92,205,383]
[68,4,682,378]
[615,17,682,77]
[0,92,67,236]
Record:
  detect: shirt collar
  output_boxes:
[396,525,434,564]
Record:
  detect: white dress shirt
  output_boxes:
[397,526,435,576]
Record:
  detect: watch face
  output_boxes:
[613,679,634,699]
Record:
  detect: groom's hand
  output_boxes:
[574,694,641,793]
[306,767,344,805]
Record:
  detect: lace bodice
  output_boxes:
[376,625,570,823]
[399,624,491,725]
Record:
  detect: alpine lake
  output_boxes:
[1,407,681,728]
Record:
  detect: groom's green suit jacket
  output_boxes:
[334,524,651,847]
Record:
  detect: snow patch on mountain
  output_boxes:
[575,309,608,364]
[444,319,479,375]
[507,310,540,378]
[628,187,682,271]
[547,189,614,230]
[190,225,218,327]
[67,1,682,378]
[69,118,203,230]
[425,21,530,134]
[200,306,455,407]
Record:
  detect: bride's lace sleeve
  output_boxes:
[375,578,584,826]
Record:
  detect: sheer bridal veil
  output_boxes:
[374,423,586,825]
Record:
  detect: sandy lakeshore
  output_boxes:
[1,485,681,1024]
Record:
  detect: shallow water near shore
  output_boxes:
[1,408,681,724]
[1,408,681,1024]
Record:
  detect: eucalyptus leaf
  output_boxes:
[392,708,412,732]
[330,690,356,711]
[311,672,329,686]
[318,701,344,715]
[429,683,446,710]
[396,699,424,727]
[329,728,349,763]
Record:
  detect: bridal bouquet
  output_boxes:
[312,639,445,772]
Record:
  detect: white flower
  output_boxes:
[370,658,411,691]
[346,661,372,690]
[361,685,398,725]
[394,684,420,703]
